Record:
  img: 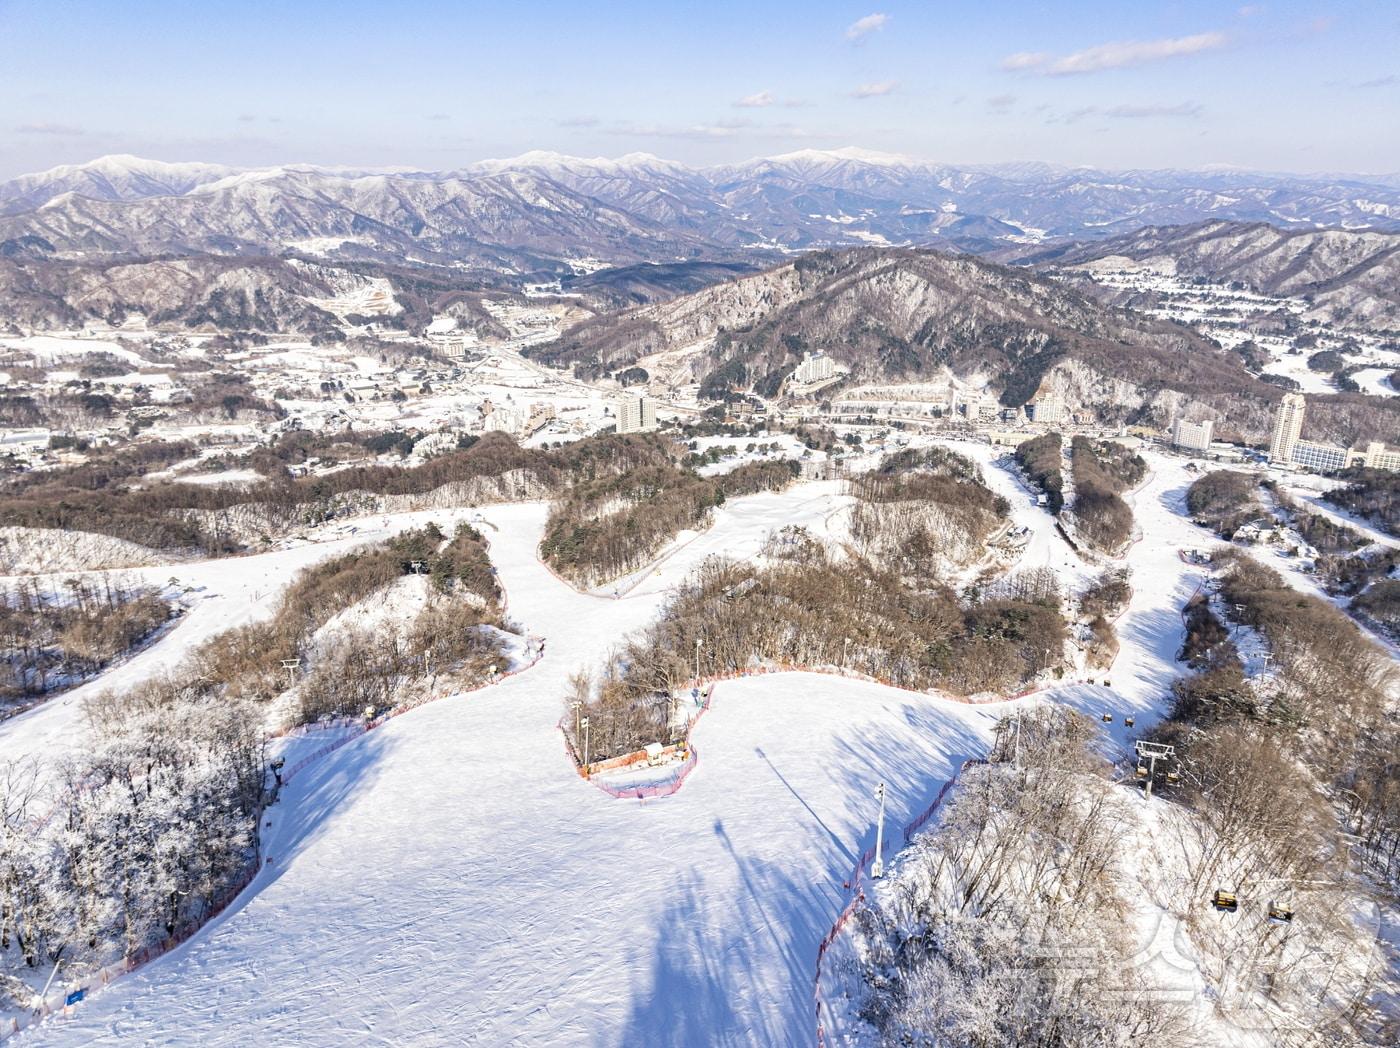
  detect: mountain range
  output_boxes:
[3,151,1399,277]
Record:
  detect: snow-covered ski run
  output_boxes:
[16,456,1215,1047]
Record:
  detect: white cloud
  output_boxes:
[999,51,1049,71]
[734,91,775,108]
[852,80,898,99]
[15,123,86,136]
[1003,31,1228,76]
[845,14,889,41]
[605,119,827,143]
[987,93,1017,112]
[1104,101,1204,118]
[1237,5,1264,17]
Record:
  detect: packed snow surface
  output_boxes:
[21,458,1221,1046]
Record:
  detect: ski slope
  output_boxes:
[21,462,1212,1046]
[0,507,486,787]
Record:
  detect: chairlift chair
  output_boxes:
[1124,716,1135,728]
[1267,901,1294,924]
[1101,713,1114,723]
[1136,763,1149,778]
[1212,890,1239,913]
[1165,770,1180,784]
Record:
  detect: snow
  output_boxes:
[0,527,172,574]
[0,506,488,792]
[1351,366,1398,397]
[10,451,1364,1045]
[0,335,147,365]
[173,469,263,487]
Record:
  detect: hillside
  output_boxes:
[1029,220,1400,332]
[536,246,1400,445]
[0,254,518,337]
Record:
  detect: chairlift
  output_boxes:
[1267,901,1294,925]
[1124,716,1135,728]
[1165,770,1180,785]
[1101,713,1114,723]
[1212,890,1239,913]
[1135,763,1149,778]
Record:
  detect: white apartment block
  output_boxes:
[1290,439,1349,473]
[616,394,658,434]
[793,352,837,385]
[1268,393,1306,464]
[1027,394,1063,424]
[1171,417,1215,453]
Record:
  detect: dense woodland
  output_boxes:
[1012,433,1064,514]
[848,446,1010,581]
[195,522,506,722]
[567,537,1068,763]
[1185,470,1265,538]
[1141,556,1398,1044]
[1068,436,1145,553]
[0,576,174,710]
[0,691,264,1001]
[539,459,797,587]
[1325,469,1400,538]
[1162,552,1400,917]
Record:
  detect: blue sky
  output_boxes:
[1,1,1396,178]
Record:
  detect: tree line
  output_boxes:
[1013,433,1063,513]
[1,430,676,556]
[1068,436,1145,554]
[1,575,174,710]
[540,459,798,588]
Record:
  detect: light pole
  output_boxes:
[571,700,582,749]
[871,782,887,879]
[581,716,591,777]
[694,635,703,686]
[843,636,851,671]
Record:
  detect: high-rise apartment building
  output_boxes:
[1269,393,1306,463]
[616,394,658,434]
